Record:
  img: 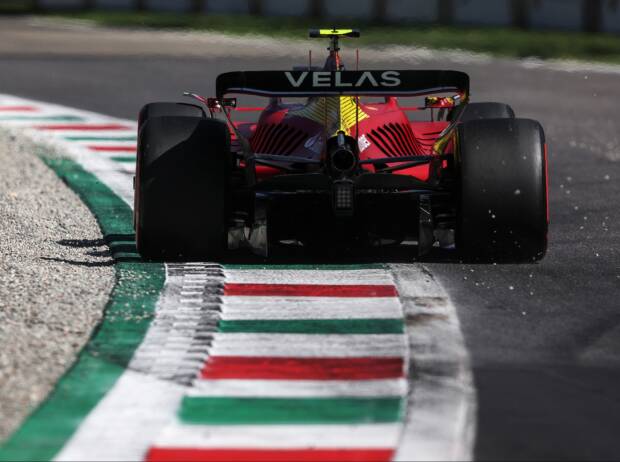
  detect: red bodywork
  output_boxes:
[231,98,451,181]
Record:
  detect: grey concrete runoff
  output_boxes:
[0,131,114,441]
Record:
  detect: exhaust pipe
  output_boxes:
[329,132,358,174]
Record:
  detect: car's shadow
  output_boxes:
[56,234,464,266]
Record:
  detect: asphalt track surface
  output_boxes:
[1,19,619,461]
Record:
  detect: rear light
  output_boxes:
[333,180,354,216]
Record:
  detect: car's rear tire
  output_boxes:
[450,102,515,122]
[135,116,231,260]
[138,102,205,133]
[456,118,548,262]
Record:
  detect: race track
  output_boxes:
[0,17,619,461]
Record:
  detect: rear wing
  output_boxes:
[216,70,469,100]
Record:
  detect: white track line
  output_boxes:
[390,264,476,462]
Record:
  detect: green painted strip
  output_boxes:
[223,264,386,270]
[0,157,164,462]
[111,156,136,163]
[180,397,402,425]
[218,319,403,334]
[0,115,84,122]
[64,136,137,141]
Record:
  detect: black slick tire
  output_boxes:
[456,118,548,262]
[135,116,231,260]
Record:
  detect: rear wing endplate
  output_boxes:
[216,70,469,99]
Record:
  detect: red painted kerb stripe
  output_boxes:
[224,283,398,297]
[146,448,394,462]
[201,357,405,380]
[88,145,137,152]
[35,123,132,130]
[0,106,38,112]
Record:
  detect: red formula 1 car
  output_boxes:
[134,29,548,262]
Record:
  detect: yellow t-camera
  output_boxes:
[309,29,361,38]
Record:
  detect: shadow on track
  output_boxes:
[41,256,115,267]
[56,234,539,266]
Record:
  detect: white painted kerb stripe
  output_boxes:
[209,333,407,357]
[221,296,403,320]
[54,371,183,462]
[224,269,393,285]
[189,378,407,397]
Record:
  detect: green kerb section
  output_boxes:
[218,319,403,334]
[64,136,137,141]
[111,156,137,163]
[0,115,84,121]
[0,157,165,462]
[180,397,402,425]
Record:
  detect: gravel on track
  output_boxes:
[0,130,114,441]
